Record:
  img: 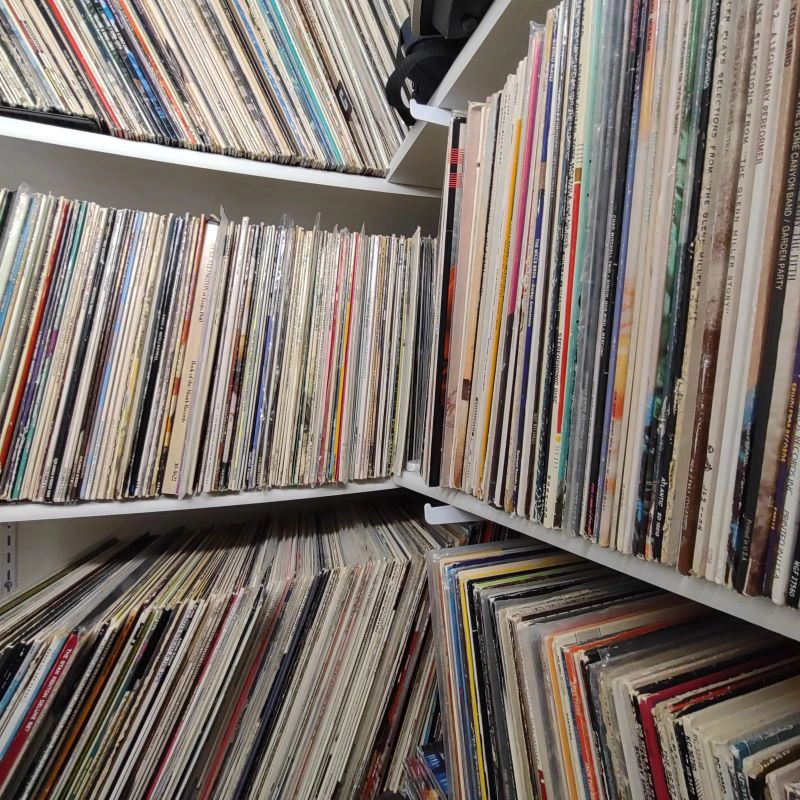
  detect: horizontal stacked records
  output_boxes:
[0,0,406,174]
[0,186,432,502]
[420,0,800,603]
[0,503,466,799]
[428,539,800,800]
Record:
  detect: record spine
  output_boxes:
[735,0,800,592]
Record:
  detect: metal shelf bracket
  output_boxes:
[2,523,17,594]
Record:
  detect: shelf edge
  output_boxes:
[0,117,440,199]
[394,472,800,642]
[0,479,396,522]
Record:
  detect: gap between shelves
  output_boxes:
[0,471,795,641]
[0,117,440,199]
[392,472,800,643]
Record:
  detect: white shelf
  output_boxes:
[6,467,800,641]
[0,118,441,234]
[387,0,555,188]
[0,479,395,523]
[393,472,800,643]
[0,117,438,197]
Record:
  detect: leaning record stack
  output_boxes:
[0,503,465,799]
[428,539,800,800]
[0,0,408,173]
[421,0,800,605]
[0,186,428,502]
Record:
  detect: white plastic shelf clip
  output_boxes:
[424,502,483,526]
[409,100,453,127]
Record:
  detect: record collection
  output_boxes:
[7,0,800,796]
[0,502,467,799]
[0,186,431,502]
[0,0,407,173]
[418,0,800,603]
[428,538,800,800]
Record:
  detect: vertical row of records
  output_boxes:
[0,0,407,173]
[0,186,432,502]
[418,0,800,607]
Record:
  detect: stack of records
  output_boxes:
[0,186,429,503]
[403,742,448,800]
[422,0,800,603]
[0,0,408,173]
[381,516,508,799]
[381,627,440,795]
[0,503,467,799]
[427,539,800,800]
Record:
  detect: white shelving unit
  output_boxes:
[1,0,797,644]
[0,117,440,234]
[394,472,800,643]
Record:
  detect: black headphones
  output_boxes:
[384,18,463,128]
